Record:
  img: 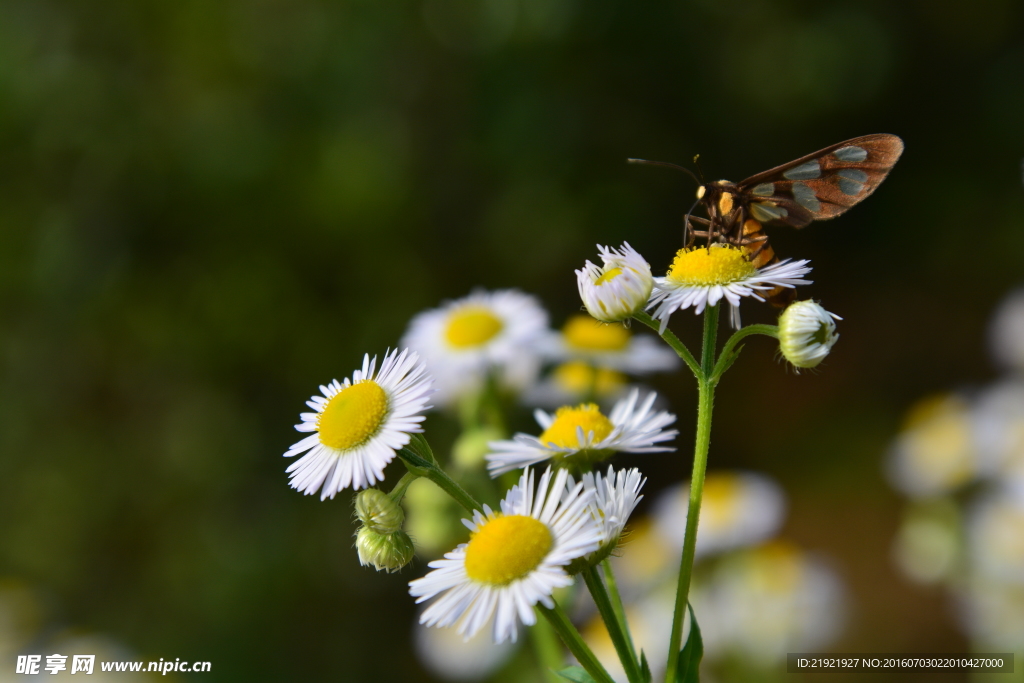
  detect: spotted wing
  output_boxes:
[736,134,904,229]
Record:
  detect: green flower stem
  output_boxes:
[538,601,616,683]
[388,471,418,503]
[396,446,483,514]
[481,370,509,436]
[710,323,778,383]
[601,559,637,666]
[633,310,701,379]
[583,566,642,683]
[664,304,719,683]
[530,610,565,683]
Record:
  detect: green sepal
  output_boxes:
[396,447,433,477]
[555,665,599,683]
[675,604,703,683]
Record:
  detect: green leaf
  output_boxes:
[675,604,704,683]
[639,649,652,683]
[555,665,599,683]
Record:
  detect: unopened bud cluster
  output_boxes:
[354,489,414,572]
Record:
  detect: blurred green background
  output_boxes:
[1,0,1022,680]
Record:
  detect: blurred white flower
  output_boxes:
[693,541,845,665]
[955,578,1024,652]
[966,482,1024,585]
[412,617,518,681]
[886,394,979,498]
[891,498,962,585]
[522,361,631,409]
[652,471,786,558]
[972,379,1024,482]
[402,289,548,408]
[540,314,679,375]
[988,287,1024,373]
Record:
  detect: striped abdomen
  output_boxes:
[740,218,796,308]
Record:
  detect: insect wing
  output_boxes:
[738,134,904,228]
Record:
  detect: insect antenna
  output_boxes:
[626,158,701,186]
[628,158,703,246]
[692,154,706,184]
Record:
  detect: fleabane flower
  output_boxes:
[577,242,654,323]
[777,300,841,370]
[648,244,812,332]
[523,360,631,409]
[652,470,786,558]
[409,467,602,644]
[886,394,978,498]
[485,388,677,477]
[284,348,433,499]
[540,314,679,375]
[567,466,646,572]
[402,289,548,407]
[988,287,1024,373]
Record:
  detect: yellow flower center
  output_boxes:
[666,245,756,286]
[553,361,626,396]
[747,540,803,594]
[563,315,630,352]
[700,473,742,532]
[444,307,504,348]
[464,514,553,585]
[594,266,624,286]
[902,396,975,488]
[317,380,389,450]
[540,404,614,447]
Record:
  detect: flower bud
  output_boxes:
[778,300,840,370]
[356,527,415,573]
[576,243,653,323]
[354,488,405,534]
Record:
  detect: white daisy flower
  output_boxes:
[966,483,1024,585]
[540,314,679,375]
[576,242,654,323]
[648,244,812,332]
[988,287,1024,373]
[694,541,845,665]
[569,466,646,569]
[652,470,786,558]
[891,499,961,585]
[284,348,433,499]
[409,467,602,644]
[777,300,841,370]
[972,379,1024,482]
[413,616,518,682]
[885,394,978,498]
[956,576,1024,651]
[522,361,632,409]
[485,388,677,477]
[402,289,548,408]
